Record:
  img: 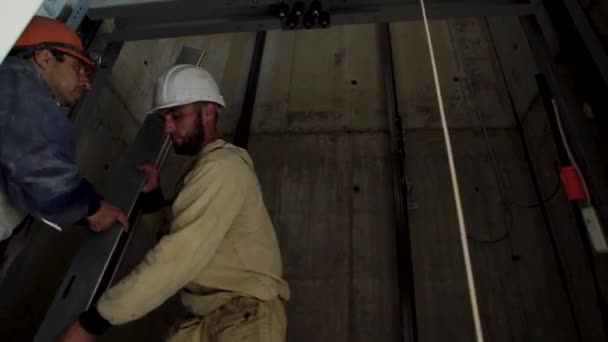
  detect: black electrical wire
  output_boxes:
[467,204,514,244]
[467,171,562,244]
[467,173,561,244]
[511,174,562,209]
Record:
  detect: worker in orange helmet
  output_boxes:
[0,16,129,280]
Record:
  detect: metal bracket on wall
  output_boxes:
[34,116,170,342]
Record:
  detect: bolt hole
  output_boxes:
[453,76,459,82]
[353,185,360,193]
[350,80,358,86]
[513,43,519,51]
[143,60,148,66]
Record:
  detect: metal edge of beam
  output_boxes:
[233,31,266,148]
[101,3,538,42]
[89,0,277,19]
[89,0,177,18]
[34,117,169,342]
[102,137,172,289]
[105,18,278,42]
[378,23,417,342]
[66,0,94,29]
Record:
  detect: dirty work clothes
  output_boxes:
[91,139,289,332]
[0,57,101,239]
[167,297,286,342]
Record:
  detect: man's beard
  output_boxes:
[172,114,205,156]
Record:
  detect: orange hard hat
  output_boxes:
[14,16,94,72]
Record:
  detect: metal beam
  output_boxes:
[34,116,170,341]
[89,0,532,20]
[33,45,208,341]
[88,0,537,41]
[89,0,276,19]
[66,0,95,29]
[378,23,417,342]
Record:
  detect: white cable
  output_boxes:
[551,99,591,207]
[417,1,484,341]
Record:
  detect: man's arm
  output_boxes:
[0,68,128,230]
[78,155,247,334]
[0,91,99,224]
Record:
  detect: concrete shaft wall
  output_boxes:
[0,16,605,342]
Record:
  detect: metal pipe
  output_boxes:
[378,23,418,342]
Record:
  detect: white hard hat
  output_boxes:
[148,64,226,114]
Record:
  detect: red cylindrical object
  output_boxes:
[560,166,586,201]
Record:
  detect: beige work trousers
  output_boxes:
[167,297,286,342]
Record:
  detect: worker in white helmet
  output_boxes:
[60,64,290,342]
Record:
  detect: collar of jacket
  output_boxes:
[200,139,228,157]
[2,56,60,107]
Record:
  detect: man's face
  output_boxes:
[45,53,91,107]
[160,103,205,156]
